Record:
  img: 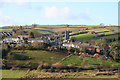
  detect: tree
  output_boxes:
[2,35,7,39]
[2,59,8,69]
[1,43,11,59]
[29,32,34,38]
[71,37,76,42]
[95,38,107,49]
[28,30,42,38]
[6,52,14,60]
[32,42,44,50]
[16,30,25,35]
[109,42,120,61]
[19,26,23,30]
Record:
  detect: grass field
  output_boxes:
[2,70,27,78]
[35,30,53,34]
[70,33,96,41]
[61,55,120,67]
[10,50,66,65]
[0,29,12,32]
[101,34,118,39]
[97,32,113,35]
[86,28,109,32]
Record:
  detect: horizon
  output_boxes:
[0,1,118,27]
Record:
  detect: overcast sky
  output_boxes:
[0,0,119,27]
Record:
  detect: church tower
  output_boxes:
[65,25,69,40]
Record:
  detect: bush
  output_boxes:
[32,42,44,50]
[1,43,11,59]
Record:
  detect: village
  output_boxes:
[1,25,111,58]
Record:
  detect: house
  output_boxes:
[3,37,20,43]
[87,46,101,53]
[31,39,44,43]
[27,39,44,43]
[18,35,28,40]
[62,41,81,48]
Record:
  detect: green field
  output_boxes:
[70,33,96,41]
[10,50,66,66]
[86,28,109,32]
[101,34,118,39]
[2,70,27,78]
[0,29,12,32]
[61,55,120,67]
[35,30,53,34]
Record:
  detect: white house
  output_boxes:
[18,35,28,40]
[31,40,44,43]
[3,38,20,43]
[28,39,44,43]
[62,42,80,48]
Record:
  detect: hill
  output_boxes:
[1,25,119,43]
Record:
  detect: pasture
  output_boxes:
[9,50,67,66]
[2,70,27,78]
[61,55,120,67]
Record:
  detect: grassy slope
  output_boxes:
[101,34,118,39]
[61,55,120,67]
[11,50,66,65]
[69,27,119,41]
[86,28,109,32]
[70,33,96,41]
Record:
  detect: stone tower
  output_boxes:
[65,25,69,40]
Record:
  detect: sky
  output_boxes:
[0,0,119,27]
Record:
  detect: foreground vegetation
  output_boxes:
[2,69,119,78]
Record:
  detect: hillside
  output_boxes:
[5,50,67,69]
[61,55,120,67]
[1,25,119,43]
